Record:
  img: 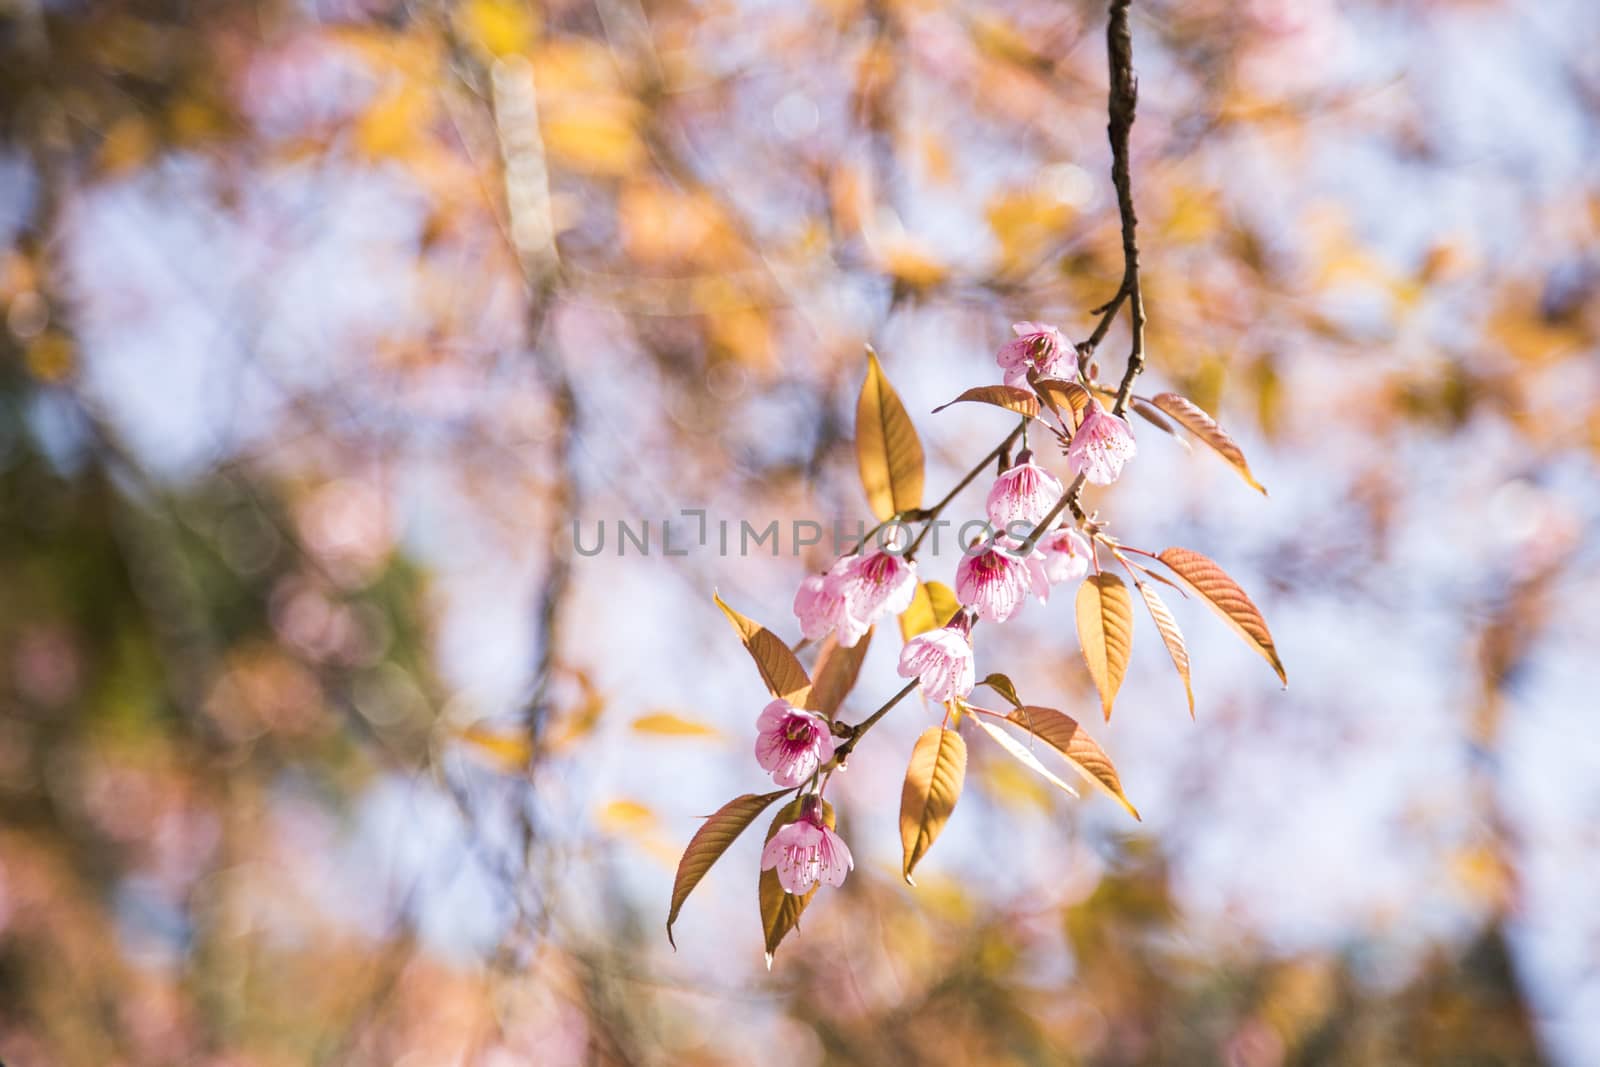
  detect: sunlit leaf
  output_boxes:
[714,592,811,705]
[453,722,533,768]
[978,672,1023,709]
[806,631,872,718]
[598,799,657,835]
[900,727,967,885]
[632,712,722,739]
[1150,392,1267,494]
[1134,581,1194,718]
[459,0,539,58]
[1130,397,1190,450]
[971,714,1079,798]
[1032,376,1091,429]
[667,788,790,947]
[856,347,925,521]
[932,385,1040,419]
[1005,706,1140,820]
[1157,548,1287,685]
[759,796,834,967]
[1076,573,1133,721]
[899,580,961,641]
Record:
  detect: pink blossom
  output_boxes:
[1067,401,1137,485]
[760,808,854,894]
[996,321,1072,389]
[955,540,1049,622]
[826,549,917,647]
[793,573,843,641]
[986,454,1064,531]
[1039,527,1093,585]
[754,700,836,787]
[896,623,976,702]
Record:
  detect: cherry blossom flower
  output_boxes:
[897,622,976,702]
[1067,401,1138,485]
[754,699,836,787]
[793,549,917,647]
[955,539,1049,622]
[986,453,1065,531]
[793,572,843,641]
[996,321,1073,389]
[1039,527,1093,585]
[826,549,917,647]
[761,806,854,894]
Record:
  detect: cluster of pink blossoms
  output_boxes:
[757,321,1135,897]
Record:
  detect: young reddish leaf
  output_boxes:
[978,672,1023,709]
[1076,573,1133,720]
[1005,706,1140,820]
[972,714,1079,798]
[1130,397,1190,450]
[758,796,835,967]
[806,630,872,719]
[1150,392,1267,494]
[898,580,961,641]
[1031,376,1091,430]
[931,385,1040,419]
[714,592,812,705]
[1133,580,1194,718]
[668,788,791,947]
[899,727,967,884]
[856,347,925,521]
[1157,547,1287,685]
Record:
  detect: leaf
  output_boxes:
[1005,706,1140,820]
[971,714,1079,798]
[931,385,1040,419]
[632,711,723,738]
[899,727,968,884]
[668,789,791,947]
[759,796,835,967]
[714,592,812,705]
[856,347,925,520]
[1157,548,1287,685]
[1031,376,1091,429]
[453,722,533,768]
[807,631,872,718]
[1129,397,1190,450]
[1134,581,1195,718]
[598,798,657,835]
[898,580,961,641]
[1076,573,1134,721]
[1150,392,1267,495]
[978,672,1023,709]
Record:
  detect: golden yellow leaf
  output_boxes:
[541,99,645,176]
[856,348,925,520]
[1158,547,1286,685]
[1076,573,1133,721]
[899,727,967,884]
[631,712,722,739]
[1134,580,1194,718]
[758,796,834,967]
[1005,706,1140,820]
[971,714,1079,799]
[714,592,812,705]
[598,798,657,835]
[931,385,1040,420]
[453,722,533,768]
[667,788,790,947]
[1150,392,1267,494]
[806,631,872,719]
[459,0,538,58]
[977,672,1023,709]
[899,580,961,641]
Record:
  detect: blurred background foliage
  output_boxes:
[1,0,1597,1063]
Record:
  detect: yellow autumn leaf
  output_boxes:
[900,727,967,885]
[631,712,722,739]
[713,592,811,706]
[899,580,961,641]
[1157,547,1286,685]
[856,347,925,521]
[1076,573,1133,721]
[668,788,790,947]
[1150,392,1267,494]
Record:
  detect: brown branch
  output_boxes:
[1024,0,1146,550]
